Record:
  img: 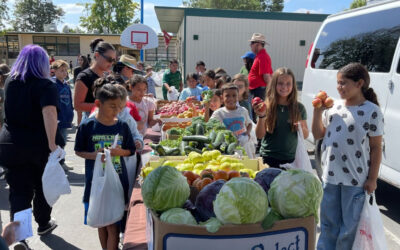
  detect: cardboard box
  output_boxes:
[146,210,316,250]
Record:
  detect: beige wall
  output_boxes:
[185,16,323,82]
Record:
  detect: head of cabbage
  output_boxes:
[142,166,190,212]
[160,208,197,225]
[213,177,268,224]
[268,169,323,222]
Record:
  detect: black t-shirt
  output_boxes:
[73,66,84,83]
[76,68,99,104]
[74,116,136,203]
[0,77,64,151]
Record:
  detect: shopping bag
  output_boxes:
[281,127,314,173]
[152,70,164,87]
[42,146,70,207]
[87,149,125,228]
[167,86,179,101]
[352,192,388,250]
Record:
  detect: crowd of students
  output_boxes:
[0,33,384,250]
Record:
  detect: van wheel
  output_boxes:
[314,139,323,181]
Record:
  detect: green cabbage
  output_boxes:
[160,208,197,225]
[142,166,190,212]
[268,169,323,222]
[213,177,268,224]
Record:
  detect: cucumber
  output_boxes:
[182,135,211,144]
[209,130,217,142]
[189,141,199,148]
[195,123,205,135]
[180,141,186,156]
[155,144,166,156]
[166,148,181,156]
[219,142,228,153]
[184,146,202,154]
[150,143,158,151]
[212,132,225,148]
[227,142,238,155]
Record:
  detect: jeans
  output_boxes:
[317,183,365,250]
[59,128,68,165]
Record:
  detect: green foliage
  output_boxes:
[79,0,139,34]
[11,0,65,32]
[350,0,367,9]
[183,0,284,11]
[0,0,8,30]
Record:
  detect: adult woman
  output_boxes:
[0,45,65,243]
[74,38,116,122]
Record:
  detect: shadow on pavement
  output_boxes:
[376,180,400,224]
[66,171,85,187]
[40,234,81,250]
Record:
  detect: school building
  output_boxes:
[0,32,177,69]
[155,6,328,84]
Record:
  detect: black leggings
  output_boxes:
[5,153,52,228]
[262,156,293,170]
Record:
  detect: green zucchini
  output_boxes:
[189,141,199,148]
[184,146,202,154]
[209,130,217,142]
[212,132,225,148]
[166,148,181,156]
[195,123,205,135]
[227,142,238,155]
[155,144,166,156]
[219,142,228,153]
[182,135,211,144]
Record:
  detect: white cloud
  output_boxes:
[57,3,85,14]
[294,8,324,14]
[144,2,155,11]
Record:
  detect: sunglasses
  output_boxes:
[100,53,116,63]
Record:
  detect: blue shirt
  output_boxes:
[55,79,74,129]
[74,117,135,203]
[179,86,203,101]
[147,77,157,98]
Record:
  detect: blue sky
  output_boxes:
[6,0,355,33]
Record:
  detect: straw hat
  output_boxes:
[119,54,138,70]
[249,33,269,45]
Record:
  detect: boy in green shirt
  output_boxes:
[162,59,183,100]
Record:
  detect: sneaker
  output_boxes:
[61,163,74,171]
[37,219,57,236]
[13,240,29,250]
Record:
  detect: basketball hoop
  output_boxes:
[133,43,146,50]
[121,24,158,50]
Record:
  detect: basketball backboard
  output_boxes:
[121,24,158,50]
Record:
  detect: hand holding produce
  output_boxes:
[252,97,267,115]
[312,91,334,108]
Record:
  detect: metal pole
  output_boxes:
[140,0,144,62]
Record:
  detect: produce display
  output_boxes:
[312,90,334,108]
[157,100,204,118]
[141,161,322,233]
[150,117,244,156]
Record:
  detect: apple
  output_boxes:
[252,97,263,106]
[312,98,323,108]
[324,97,334,108]
[316,91,328,101]
[257,102,267,113]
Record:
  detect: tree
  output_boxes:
[350,0,367,9]
[79,0,139,34]
[0,0,8,30]
[183,0,284,11]
[11,0,65,32]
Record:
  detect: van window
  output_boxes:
[312,7,400,72]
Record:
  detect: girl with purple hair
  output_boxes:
[0,44,65,247]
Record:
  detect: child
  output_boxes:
[128,75,162,137]
[312,63,383,250]
[204,89,222,122]
[52,60,74,171]
[202,70,216,89]
[215,78,226,89]
[75,83,135,250]
[232,73,252,121]
[179,73,203,101]
[162,59,183,100]
[211,84,252,138]
[253,67,309,169]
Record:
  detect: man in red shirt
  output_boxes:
[248,33,273,105]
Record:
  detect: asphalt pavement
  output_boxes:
[0,86,399,249]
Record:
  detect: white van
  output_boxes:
[302,0,400,188]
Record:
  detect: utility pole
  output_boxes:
[140,0,144,61]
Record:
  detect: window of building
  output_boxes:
[33,36,80,56]
[312,7,400,72]
[0,35,20,59]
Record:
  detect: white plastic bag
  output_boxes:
[42,146,70,207]
[238,134,256,159]
[87,149,125,228]
[167,86,179,101]
[281,127,314,173]
[352,192,388,250]
[152,70,164,87]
